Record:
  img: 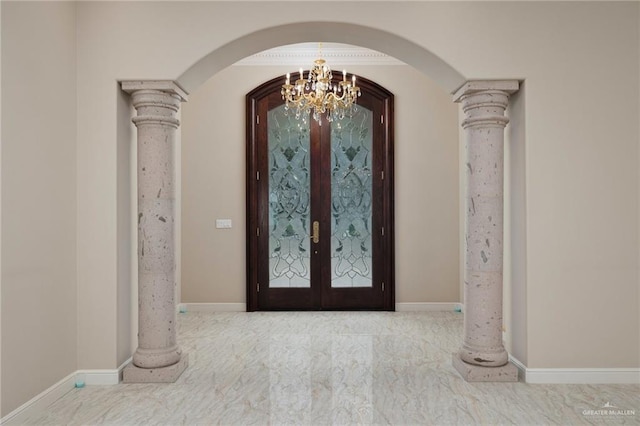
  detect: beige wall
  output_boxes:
[519,4,638,368]
[0,0,638,416]
[75,0,638,372]
[116,88,136,368]
[0,2,77,416]
[503,83,528,363]
[181,65,460,304]
[0,0,3,410]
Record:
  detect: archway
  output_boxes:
[121,21,519,383]
[176,22,465,94]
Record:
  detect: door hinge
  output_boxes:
[256,115,260,125]
[381,170,384,180]
[382,282,385,292]
[257,227,260,237]
[257,171,260,180]
[381,115,384,124]
[381,227,385,236]
[257,282,260,292]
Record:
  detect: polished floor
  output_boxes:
[28,311,638,425]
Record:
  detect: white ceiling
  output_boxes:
[235,42,405,66]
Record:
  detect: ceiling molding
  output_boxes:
[234,43,405,66]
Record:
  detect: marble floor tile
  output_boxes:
[26,312,639,425]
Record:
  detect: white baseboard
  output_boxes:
[0,360,128,425]
[75,370,119,386]
[0,372,76,425]
[178,302,246,312]
[509,354,527,382]
[75,357,131,386]
[525,368,640,384]
[395,302,463,312]
[509,355,640,384]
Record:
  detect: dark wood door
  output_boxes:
[246,75,394,311]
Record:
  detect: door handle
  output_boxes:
[312,221,320,244]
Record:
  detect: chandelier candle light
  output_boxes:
[281,57,361,124]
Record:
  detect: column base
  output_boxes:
[122,353,189,383]
[452,353,518,382]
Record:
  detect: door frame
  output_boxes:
[246,74,395,311]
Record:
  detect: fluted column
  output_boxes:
[452,81,519,382]
[121,81,188,383]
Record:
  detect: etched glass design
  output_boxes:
[268,104,311,288]
[330,107,373,288]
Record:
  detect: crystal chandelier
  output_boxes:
[281,52,360,124]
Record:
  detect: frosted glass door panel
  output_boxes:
[330,107,373,288]
[268,105,311,288]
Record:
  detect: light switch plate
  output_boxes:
[215,219,232,229]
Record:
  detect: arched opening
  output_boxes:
[177,22,466,95]
[178,48,462,312]
[175,22,468,315]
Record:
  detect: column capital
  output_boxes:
[453,80,519,103]
[121,80,188,102]
[123,81,187,129]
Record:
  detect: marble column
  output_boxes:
[121,81,189,383]
[452,80,519,382]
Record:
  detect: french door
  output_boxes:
[246,75,394,311]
